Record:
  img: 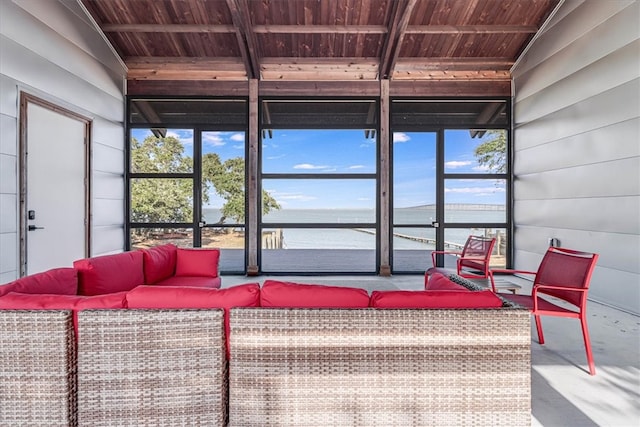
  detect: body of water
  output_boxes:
[204,207,506,250]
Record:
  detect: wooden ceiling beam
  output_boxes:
[226,0,260,79]
[391,70,511,81]
[260,58,379,81]
[395,58,514,71]
[126,57,247,80]
[380,0,418,80]
[253,25,388,34]
[405,25,539,34]
[101,24,236,33]
[100,23,535,35]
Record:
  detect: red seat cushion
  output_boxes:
[370,290,503,308]
[153,276,222,288]
[174,248,220,278]
[74,251,145,296]
[125,283,260,358]
[260,280,370,308]
[424,273,468,291]
[0,268,78,297]
[142,244,177,284]
[0,291,128,335]
[0,292,127,310]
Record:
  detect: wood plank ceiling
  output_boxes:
[80,0,560,95]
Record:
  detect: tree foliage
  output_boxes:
[130,135,193,223]
[473,130,507,174]
[131,135,280,225]
[202,153,280,223]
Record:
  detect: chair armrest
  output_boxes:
[534,284,588,292]
[431,250,462,267]
[458,256,488,262]
[489,268,536,276]
[530,284,586,311]
[487,269,536,293]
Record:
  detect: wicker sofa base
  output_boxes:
[230,308,531,427]
[1,305,530,426]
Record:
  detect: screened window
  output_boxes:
[260,99,378,273]
[127,98,247,274]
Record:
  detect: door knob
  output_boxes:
[28,225,44,231]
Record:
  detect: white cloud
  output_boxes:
[166,130,193,145]
[230,133,245,142]
[294,163,329,170]
[202,132,225,147]
[445,160,472,169]
[275,193,317,202]
[349,165,365,169]
[393,132,411,143]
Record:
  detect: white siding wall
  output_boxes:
[0,0,126,283]
[512,0,640,314]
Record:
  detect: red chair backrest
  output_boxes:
[461,236,496,260]
[534,247,599,307]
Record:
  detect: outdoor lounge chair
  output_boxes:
[430,235,496,280]
[489,246,599,375]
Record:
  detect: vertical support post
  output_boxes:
[247,79,259,275]
[379,80,391,276]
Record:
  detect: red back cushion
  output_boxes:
[0,268,78,297]
[260,280,370,308]
[370,290,503,309]
[142,244,177,284]
[425,273,468,291]
[125,283,260,358]
[74,251,145,296]
[174,248,220,278]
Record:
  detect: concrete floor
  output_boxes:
[222,274,640,427]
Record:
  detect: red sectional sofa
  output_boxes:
[0,244,220,299]
[0,247,530,426]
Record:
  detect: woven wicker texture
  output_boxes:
[77,309,227,426]
[230,308,531,427]
[0,310,76,426]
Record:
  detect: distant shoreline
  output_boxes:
[407,204,505,211]
[204,204,506,212]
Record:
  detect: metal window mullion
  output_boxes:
[193,128,202,247]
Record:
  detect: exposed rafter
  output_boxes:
[78,0,560,87]
[226,0,260,79]
[101,24,236,33]
[404,25,539,34]
[380,0,418,80]
[101,23,537,35]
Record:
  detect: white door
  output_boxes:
[22,97,90,275]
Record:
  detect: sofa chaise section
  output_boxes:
[73,244,221,296]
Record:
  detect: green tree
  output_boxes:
[131,135,280,225]
[474,130,506,174]
[130,135,193,223]
[202,153,280,224]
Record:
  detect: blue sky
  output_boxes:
[131,128,505,209]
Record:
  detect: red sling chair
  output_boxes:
[490,247,599,375]
[430,235,496,279]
